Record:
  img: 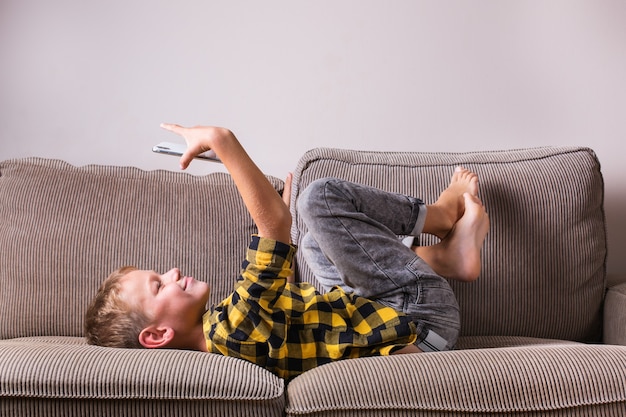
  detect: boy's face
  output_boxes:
[120,268,210,335]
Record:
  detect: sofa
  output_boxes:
[1,146,625,416]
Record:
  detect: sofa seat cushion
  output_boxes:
[285,344,626,417]
[0,337,284,416]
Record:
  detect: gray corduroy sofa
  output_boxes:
[1,146,625,416]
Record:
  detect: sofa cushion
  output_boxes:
[604,282,626,345]
[290,147,606,342]
[0,158,283,339]
[285,344,626,416]
[455,335,581,350]
[0,336,284,417]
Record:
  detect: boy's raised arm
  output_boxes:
[160,123,292,244]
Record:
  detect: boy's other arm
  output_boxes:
[160,124,292,244]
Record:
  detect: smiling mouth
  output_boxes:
[182,276,193,290]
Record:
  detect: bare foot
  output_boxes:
[416,192,489,282]
[423,167,479,239]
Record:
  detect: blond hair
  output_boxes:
[84,266,150,348]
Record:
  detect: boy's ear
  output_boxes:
[138,326,174,349]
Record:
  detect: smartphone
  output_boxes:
[152,142,222,163]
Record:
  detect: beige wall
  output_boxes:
[1,0,625,276]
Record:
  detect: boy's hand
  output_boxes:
[160,123,231,170]
[160,122,292,244]
[282,173,296,283]
[282,172,293,208]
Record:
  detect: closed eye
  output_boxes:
[150,275,162,295]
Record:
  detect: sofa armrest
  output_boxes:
[604,279,626,345]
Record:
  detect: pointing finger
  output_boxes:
[160,123,185,135]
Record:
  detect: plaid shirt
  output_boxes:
[203,236,417,379]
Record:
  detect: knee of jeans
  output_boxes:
[297,178,333,222]
[300,233,317,257]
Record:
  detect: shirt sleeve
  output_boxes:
[236,235,296,301]
[205,236,296,356]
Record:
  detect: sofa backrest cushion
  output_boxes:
[289,147,606,343]
[0,158,283,339]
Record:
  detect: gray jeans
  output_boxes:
[297,178,460,351]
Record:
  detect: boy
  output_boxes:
[85,123,489,380]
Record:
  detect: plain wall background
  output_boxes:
[1,0,625,276]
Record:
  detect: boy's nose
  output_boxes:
[163,268,181,283]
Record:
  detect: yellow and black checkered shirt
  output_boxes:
[203,236,418,379]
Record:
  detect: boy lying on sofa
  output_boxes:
[85,123,489,380]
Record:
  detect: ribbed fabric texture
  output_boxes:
[286,345,626,416]
[2,399,287,417]
[0,158,283,339]
[0,337,283,400]
[454,335,581,350]
[2,400,283,417]
[290,147,606,343]
[604,283,626,345]
[0,152,617,417]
